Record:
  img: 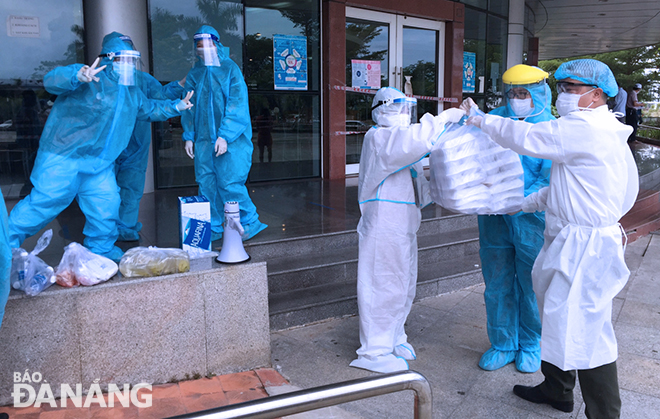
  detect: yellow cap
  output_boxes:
[502,64,549,85]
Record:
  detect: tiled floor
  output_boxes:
[0,369,289,419]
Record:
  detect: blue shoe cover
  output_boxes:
[211,230,223,242]
[515,349,541,373]
[349,354,409,374]
[95,246,125,264]
[393,342,417,360]
[479,347,516,371]
[242,220,268,241]
[117,222,142,242]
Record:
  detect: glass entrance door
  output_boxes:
[345,8,444,175]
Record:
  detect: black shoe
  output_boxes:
[513,384,574,413]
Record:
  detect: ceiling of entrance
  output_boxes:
[526,0,660,60]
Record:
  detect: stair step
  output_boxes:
[266,227,479,294]
[269,253,483,330]
[246,214,477,261]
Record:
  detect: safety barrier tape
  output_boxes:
[336,131,368,135]
[333,85,458,103]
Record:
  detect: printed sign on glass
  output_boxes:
[463,52,476,93]
[351,60,381,89]
[273,34,308,91]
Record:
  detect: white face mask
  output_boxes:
[196,47,220,66]
[555,89,595,117]
[510,98,533,117]
[112,62,136,86]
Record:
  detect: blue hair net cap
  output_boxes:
[554,59,618,97]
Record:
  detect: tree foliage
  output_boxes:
[539,44,660,102]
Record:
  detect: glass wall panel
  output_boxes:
[150,0,320,186]
[245,0,320,181]
[249,93,320,180]
[463,7,487,110]
[402,26,438,117]
[150,0,244,81]
[150,0,245,188]
[0,0,84,199]
[345,17,390,165]
[461,0,487,9]
[245,0,320,91]
[486,14,507,111]
[488,0,508,17]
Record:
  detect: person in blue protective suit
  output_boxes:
[349,87,465,373]
[8,36,194,262]
[0,190,11,329]
[182,25,267,242]
[102,32,187,241]
[471,65,554,373]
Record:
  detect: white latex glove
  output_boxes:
[460,97,479,113]
[176,90,195,111]
[185,141,194,159]
[178,75,187,87]
[215,137,228,157]
[76,57,106,83]
[438,108,466,124]
[466,115,483,129]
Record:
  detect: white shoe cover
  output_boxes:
[393,342,417,360]
[349,354,409,373]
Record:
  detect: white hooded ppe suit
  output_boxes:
[350,87,464,373]
[480,105,638,370]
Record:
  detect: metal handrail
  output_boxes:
[639,124,660,131]
[166,370,432,419]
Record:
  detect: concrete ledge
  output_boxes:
[0,261,270,406]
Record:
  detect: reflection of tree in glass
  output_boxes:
[244,7,319,91]
[403,60,436,96]
[196,0,243,60]
[345,23,386,84]
[151,0,243,82]
[245,34,274,90]
[280,10,320,43]
[32,25,85,79]
[345,23,386,123]
[151,8,201,81]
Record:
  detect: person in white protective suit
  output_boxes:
[350,87,465,373]
[463,59,638,418]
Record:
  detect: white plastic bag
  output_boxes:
[11,230,56,296]
[429,109,524,214]
[55,242,118,287]
[119,246,190,277]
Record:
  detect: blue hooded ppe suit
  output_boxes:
[102,32,185,241]
[8,37,182,262]
[182,25,266,241]
[0,190,10,329]
[478,82,554,373]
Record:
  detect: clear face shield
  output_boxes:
[372,96,418,127]
[109,50,141,86]
[194,33,221,66]
[504,80,548,119]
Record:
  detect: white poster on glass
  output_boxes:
[351,60,381,89]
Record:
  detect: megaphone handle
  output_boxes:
[227,216,245,236]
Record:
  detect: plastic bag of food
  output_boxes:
[119,247,190,277]
[11,230,56,296]
[429,108,524,215]
[55,242,118,287]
